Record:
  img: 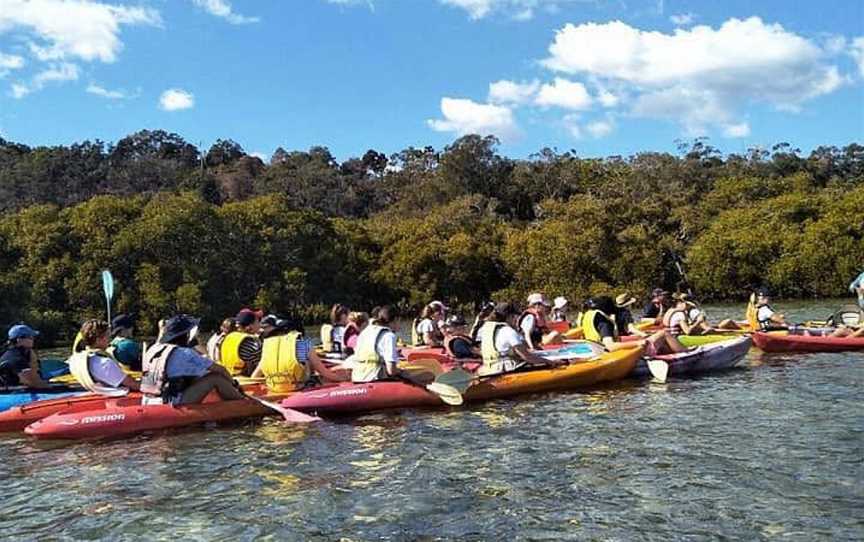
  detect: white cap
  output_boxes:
[526,293,550,307]
[553,296,568,310]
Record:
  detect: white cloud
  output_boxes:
[563,114,581,138]
[597,88,619,107]
[488,79,539,104]
[543,17,846,136]
[191,0,259,25]
[0,0,160,63]
[722,122,750,138]
[851,37,864,77]
[586,118,614,138]
[438,0,584,21]
[535,77,592,110]
[11,62,78,98]
[159,88,195,111]
[86,82,128,99]
[669,13,694,26]
[427,97,518,140]
[0,52,25,77]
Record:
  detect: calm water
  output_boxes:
[0,300,862,541]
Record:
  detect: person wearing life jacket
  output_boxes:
[754,290,789,331]
[106,313,142,371]
[550,296,569,323]
[670,293,714,335]
[518,293,562,350]
[441,315,480,359]
[320,304,350,354]
[469,301,496,343]
[614,293,648,337]
[478,302,564,377]
[219,308,263,376]
[141,314,243,405]
[68,319,140,395]
[412,302,445,347]
[584,296,686,355]
[251,318,348,393]
[349,305,402,383]
[260,314,280,340]
[0,324,52,388]
[206,318,236,363]
[342,311,368,356]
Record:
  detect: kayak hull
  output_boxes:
[281,347,643,415]
[25,393,283,440]
[632,336,752,378]
[752,332,864,353]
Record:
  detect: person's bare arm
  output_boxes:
[308,350,349,382]
[121,375,140,391]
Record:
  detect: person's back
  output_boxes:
[69,319,139,396]
[219,309,263,376]
[351,306,399,383]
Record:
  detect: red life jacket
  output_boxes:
[518,308,549,345]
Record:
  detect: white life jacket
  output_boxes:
[206,333,225,363]
[68,349,129,397]
[140,343,178,397]
[351,324,391,383]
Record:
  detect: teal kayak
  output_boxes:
[0,386,83,413]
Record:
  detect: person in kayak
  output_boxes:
[107,314,142,371]
[584,296,687,355]
[0,324,52,388]
[663,295,711,336]
[519,293,562,350]
[850,272,864,309]
[206,318,236,363]
[320,304,349,354]
[753,290,789,331]
[469,301,496,343]
[442,315,480,359]
[642,289,670,323]
[260,314,280,339]
[142,314,244,405]
[350,305,402,383]
[478,302,565,376]
[550,296,569,323]
[412,302,445,347]
[614,293,648,337]
[342,311,368,356]
[68,319,140,395]
[219,308,263,376]
[251,318,348,392]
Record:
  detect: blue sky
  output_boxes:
[0,0,862,162]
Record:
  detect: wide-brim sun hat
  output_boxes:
[553,296,568,310]
[526,293,550,307]
[615,293,636,308]
[160,315,201,343]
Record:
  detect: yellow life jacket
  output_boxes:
[219,331,256,376]
[351,324,390,383]
[261,332,308,393]
[320,324,334,352]
[745,293,758,330]
[581,310,617,344]
[68,349,129,397]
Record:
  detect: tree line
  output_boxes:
[0,131,862,344]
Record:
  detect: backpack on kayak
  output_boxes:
[826,305,864,328]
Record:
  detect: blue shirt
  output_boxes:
[165,348,213,379]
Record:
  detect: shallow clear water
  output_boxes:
[1,300,862,541]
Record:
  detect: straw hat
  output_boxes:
[615,293,636,308]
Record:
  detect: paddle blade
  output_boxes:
[401,358,445,377]
[253,396,322,423]
[435,368,475,393]
[426,382,464,406]
[647,359,669,383]
[101,269,114,301]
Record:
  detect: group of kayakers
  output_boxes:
[2,279,862,405]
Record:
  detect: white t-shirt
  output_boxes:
[331,324,346,347]
[668,311,687,331]
[757,305,775,324]
[493,325,524,357]
[687,307,703,321]
[416,319,435,335]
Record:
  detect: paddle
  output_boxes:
[245,394,322,423]
[399,370,463,406]
[646,359,669,383]
[101,269,114,326]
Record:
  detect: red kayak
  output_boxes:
[752,331,864,353]
[0,381,268,433]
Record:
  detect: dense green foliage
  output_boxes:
[0,131,862,343]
